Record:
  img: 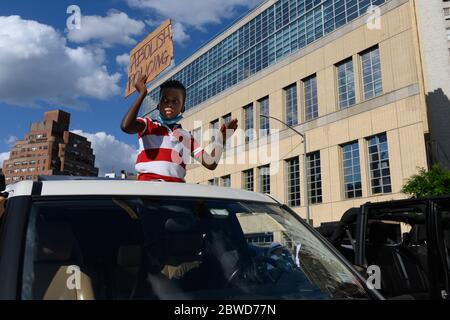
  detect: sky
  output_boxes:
[0,0,264,176]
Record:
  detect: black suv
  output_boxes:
[320,196,450,300]
[0,178,382,300]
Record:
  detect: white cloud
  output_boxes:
[172,22,190,45]
[0,152,10,169]
[144,19,159,27]
[5,136,18,146]
[127,0,262,29]
[67,10,145,48]
[158,58,176,78]
[0,16,121,108]
[71,130,138,177]
[116,53,130,73]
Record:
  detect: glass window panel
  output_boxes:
[285,84,298,126]
[303,75,318,121]
[244,104,254,143]
[307,151,322,204]
[361,46,383,100]
[341,141,362,199]
[243,169,254,191]
[286,157,301,207]
[367,133,391,195]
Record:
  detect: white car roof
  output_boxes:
[5,180,277,204]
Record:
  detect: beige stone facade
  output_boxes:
[145,0,449,227]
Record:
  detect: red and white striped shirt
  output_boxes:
[135,117,204,182]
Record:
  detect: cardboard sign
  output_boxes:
[125,19,173,97]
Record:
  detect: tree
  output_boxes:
[401,164,450,198]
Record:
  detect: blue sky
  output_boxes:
[0,0,263,175]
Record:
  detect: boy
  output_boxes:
[121,74,238,182]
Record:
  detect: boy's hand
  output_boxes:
[135,74,148,95]
[220,118,238,144]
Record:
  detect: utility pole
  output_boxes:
[260,114,310,225]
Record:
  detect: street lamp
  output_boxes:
[259,114,311,225]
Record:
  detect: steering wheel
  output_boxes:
[226,256,284,286]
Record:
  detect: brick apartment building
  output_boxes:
[2,110,98,184]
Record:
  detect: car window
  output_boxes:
[21,197,370,300]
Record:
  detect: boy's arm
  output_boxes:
[120,74,148,134]
[200,149,220,171]
[200,119,238,170]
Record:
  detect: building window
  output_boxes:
[286,157,301,207]
[367,133,391,194]
[243,169,254,191]
[221,175,231,188]
[208,178,219,186]
[259,165,271,194]
[222,113,232,150]
[361,46,382,100]
[342,141,362,199]
[210,119,219,144]
[222,113,232,126]
[193,127,202,149]
[307,151,322,204]
[244,104,254,143]
[336,58,356,109]
[284,84,298,126]
[303,75,318,121]
[259,96,270,136]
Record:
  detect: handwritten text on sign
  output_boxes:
[125,19,173,97]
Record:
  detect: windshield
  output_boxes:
[21,197,370,300]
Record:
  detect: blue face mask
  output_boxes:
[153,110,183,126]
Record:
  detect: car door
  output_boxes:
[427,199,450,300]
[0,195,32,299]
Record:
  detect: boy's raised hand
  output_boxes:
[220,118,238,143]
[135,74,148,95]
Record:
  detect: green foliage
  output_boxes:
[401,164,450,198]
